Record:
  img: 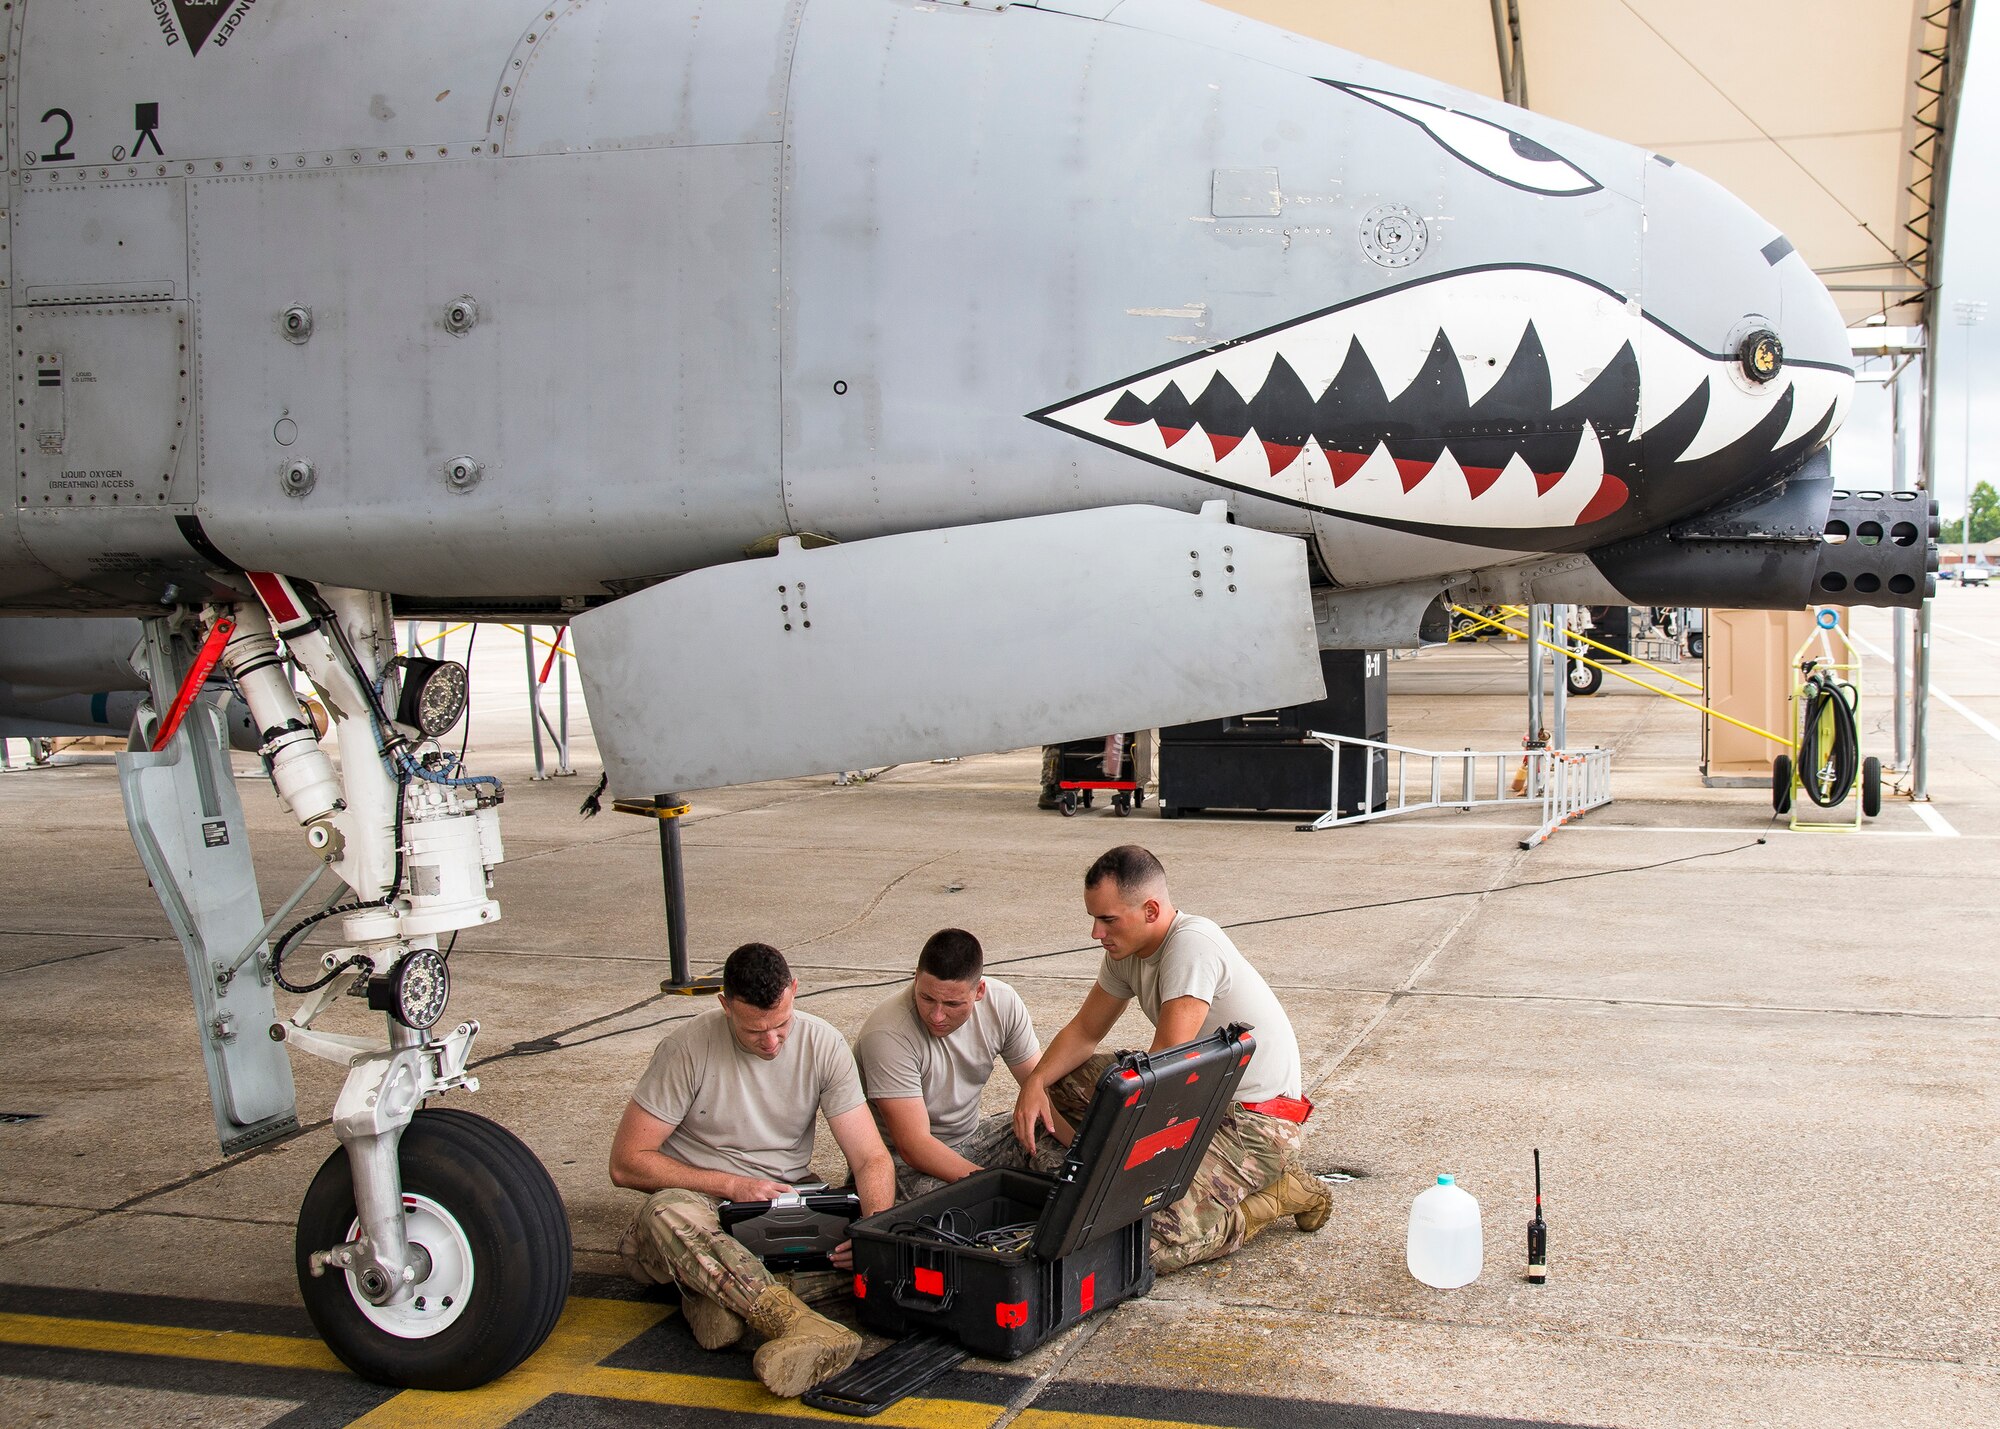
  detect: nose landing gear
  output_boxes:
[147,576,576,1389]
[297,1108,570,1389]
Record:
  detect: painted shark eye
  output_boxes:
[1327,84,1601,197]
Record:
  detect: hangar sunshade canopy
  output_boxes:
[1212,0,1974,331]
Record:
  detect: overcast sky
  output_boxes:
[1834,4,1995,518]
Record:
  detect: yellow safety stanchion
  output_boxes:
[1496,604,1703,691]
[1446,605,1789,748]
[405,620,474,652]
[405,621,577,666]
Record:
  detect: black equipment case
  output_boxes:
[847,1024,1254,1360]
[1157,649,1388,819]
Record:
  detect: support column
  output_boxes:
[524,625,548,780]
[1525,602,1546,744]
[1550,604,1569,751]
[1915,345,1935,801]
[654,795,722,996]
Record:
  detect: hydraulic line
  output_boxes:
[1796,667,1860,808]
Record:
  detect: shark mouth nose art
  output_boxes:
[1030,267,1854,544]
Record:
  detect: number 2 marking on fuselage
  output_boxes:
[39,108,76,163]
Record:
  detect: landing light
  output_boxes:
[373,948,451,1031]
[395,658,470,738]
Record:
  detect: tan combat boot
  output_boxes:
[1239,1164,1334,1240]
[743,1283,861,1397]
[679,1290,746,1350]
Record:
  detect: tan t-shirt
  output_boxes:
[1095,912,1302,1104]
[854,978,1039,1148]
[631,1007,866,1185]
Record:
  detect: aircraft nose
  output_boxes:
[1636,156,1854,511]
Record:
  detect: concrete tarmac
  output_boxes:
[1,598,1996,1427]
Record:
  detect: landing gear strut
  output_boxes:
[126,576,571,1388]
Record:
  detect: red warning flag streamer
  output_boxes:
[538,633,569,686]
[150,616,236,751]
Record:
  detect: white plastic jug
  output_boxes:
[1406,1174,1483,1288]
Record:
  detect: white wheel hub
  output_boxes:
[345,1193,475,1339]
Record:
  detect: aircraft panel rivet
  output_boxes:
[444,297,480,335]
[445,456,484,492]
[281,461,315,498]
[281,306,313,343]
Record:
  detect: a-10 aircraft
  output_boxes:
[0,0,1935,1391]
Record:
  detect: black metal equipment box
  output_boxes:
[848,1025,1254,1360]
[1158,648,1387,818]
[1585,604,1633,660]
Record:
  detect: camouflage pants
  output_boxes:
[897,1111,1069,1200]
[1050,1054,1304,1275]
[619,1188,783,1319]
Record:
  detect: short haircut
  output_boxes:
[917,928,983,984]
[1085,844,1166,899]
[722,942,793,1008]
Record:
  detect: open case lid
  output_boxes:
[1030,1023,1255,1260]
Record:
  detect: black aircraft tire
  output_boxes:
[1566,659,1603,697]
[1862,757,1883,819]
[1688,632,1704,659]
[1773,755,1794,815]
[296,1108,572,1391]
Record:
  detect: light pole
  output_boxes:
[1954,299,1985,572]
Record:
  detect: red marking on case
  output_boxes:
[854,1274,867,1299]
[914,1267,944,1297]
[1123,1118,1199,1169]
[996,1300,1029,1329]
[1080,1273,1096,1314]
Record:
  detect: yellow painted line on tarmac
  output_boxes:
[351,1294,1003,1427]
[0,1309,346,1373]
[574,1365,1004,1426]
[4,1296,1010,1428]
[947,1403,1217,1429]
[344,1297,673,1429]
